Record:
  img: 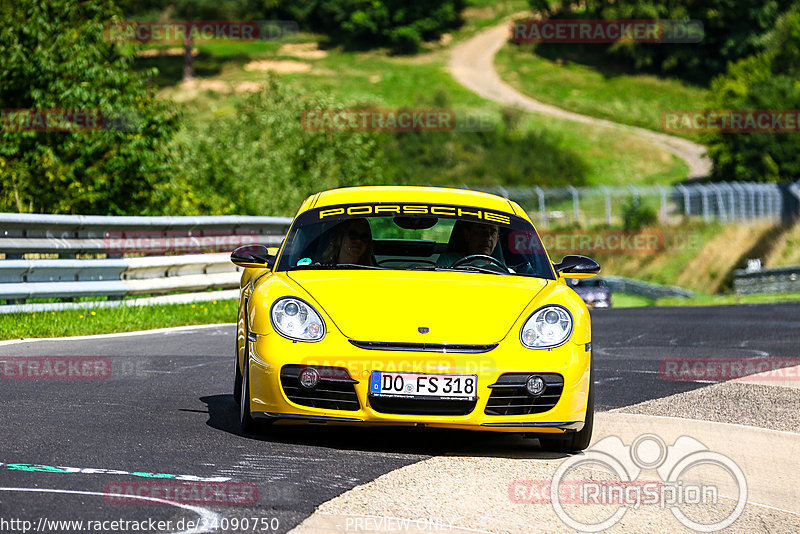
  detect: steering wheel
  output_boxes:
[450,254,511,273]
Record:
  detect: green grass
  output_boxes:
[0,300,237,340]
[495,42,708,142]
[160,40,687,188]
[612,293,655,308]
[657,292,800,307]
[610,290,800,308]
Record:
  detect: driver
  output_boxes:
[319,218,376,266]
[436,221,500,267]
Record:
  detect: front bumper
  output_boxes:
[246,331,591,434]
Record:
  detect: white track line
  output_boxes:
[0,323,236,347]
[0,487,220,534]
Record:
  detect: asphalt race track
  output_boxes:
[1,303,798,534]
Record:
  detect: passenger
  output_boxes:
[320,218,376,266]
[437,221,500,267]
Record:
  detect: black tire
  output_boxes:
[239,355,257,433]
[540,369,594,452]
[233,355,242,405]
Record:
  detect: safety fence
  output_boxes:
[474,181,797,228]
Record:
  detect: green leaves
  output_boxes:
[705,4,800,182]
[0,0,180,214]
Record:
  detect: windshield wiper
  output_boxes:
[407,265,506,275]
[291,262,386,270]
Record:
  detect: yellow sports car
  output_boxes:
[231,186,600,451]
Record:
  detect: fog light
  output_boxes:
[299,368,320,389]
[526,375,546,396]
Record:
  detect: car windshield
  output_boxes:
[275,202,555,280]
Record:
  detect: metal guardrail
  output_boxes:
[0,254,240,300]
[0,213,290,255]
[601,276,695,300]
[734,265,800,295]
[0,213,293,312]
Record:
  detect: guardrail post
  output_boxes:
[567,186,580,226]
[711,184,727,222]
[747,183,756,219]
[701,185,710,222]
[629,185,640,208]
[658,186,668,223]
[601,186,611,226]
[725,184,736,220]
[534,186,547,228]
[676,184,690,217]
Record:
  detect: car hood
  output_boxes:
[287,270,550,344]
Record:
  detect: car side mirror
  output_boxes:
[231,244,275,269]
[554,255,600,279]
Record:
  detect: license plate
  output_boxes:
[369,371,477,400]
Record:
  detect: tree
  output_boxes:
[168,0,248,82]
[529,0,795,84]
[0,0,180,214]
[704,4,800,182]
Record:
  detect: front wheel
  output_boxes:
[233,355,242,404]
[239,357,257,433]
[539,370,594,452]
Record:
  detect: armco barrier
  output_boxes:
[734,265,800,295]
[600,276,695,300]
[0,213,292,313]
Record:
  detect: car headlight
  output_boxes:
[520,305,573,349]
[270,297,325,342]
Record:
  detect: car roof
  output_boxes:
[305,186,520,215]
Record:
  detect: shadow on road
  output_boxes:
[199,394,570,460]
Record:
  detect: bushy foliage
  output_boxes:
[529,0,795,85]
[254,0,465,53]
[382,104,588,188]
[0,0,180,214]
[170,83,589,216]
[704,4,800,182]
[622,200,657,230]
[169,77,389,215]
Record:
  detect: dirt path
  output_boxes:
[448,22,712,180]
